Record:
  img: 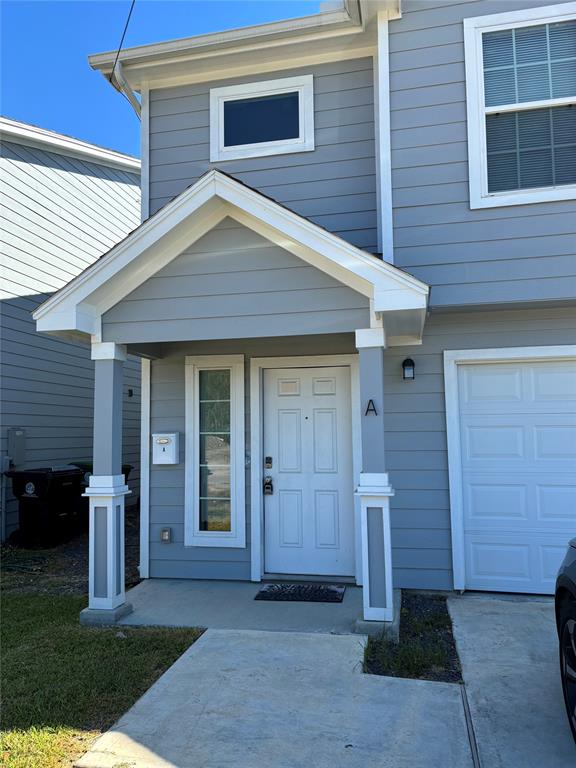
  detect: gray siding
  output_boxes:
[385,305,576,590]
[102,219,370,344]
[0,140,141,539]
[146,306,575,586]
[390,0,576,309]
[148,335,356,580]
[148,59,378,252]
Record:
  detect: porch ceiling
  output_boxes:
[34,170,429,347]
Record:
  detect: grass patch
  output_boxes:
[363,592,462,682]
[1,593,201,767]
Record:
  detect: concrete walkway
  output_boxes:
[449,595,576,768]
[76,629,473,768]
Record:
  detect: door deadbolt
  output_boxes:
[263,476,274,495]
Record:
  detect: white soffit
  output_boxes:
[33,170,427,337]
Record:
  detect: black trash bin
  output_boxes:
[6,465,85,547]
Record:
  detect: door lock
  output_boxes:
[263,476,274,495]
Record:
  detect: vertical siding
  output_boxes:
[0,140,141,539]
[148,58,378,252]
[390,0,576,308]
[385,305,576,590]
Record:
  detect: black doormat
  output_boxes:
[254,583,346,603]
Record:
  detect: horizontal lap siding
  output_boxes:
[148,59,378,252]
[148,334,356,579]
[0,142,141,538]
[390,0,576,308]
[103,219,370,343]
[385,305,576,590]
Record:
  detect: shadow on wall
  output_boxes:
[0,292,141,541]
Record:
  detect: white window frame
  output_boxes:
[464,2,576,209]
[209,75,314,162]
[184,355,245,548]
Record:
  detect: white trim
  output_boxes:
[209,75,314,162]
[374,12,394,262]
[249,355,362,584]
[140,87,150,221]
[443,344,576,591]
[464,3,576,209]
[358,493,394,622]
[139,358,151,578]
[184,355,245,548]
[355,326,386,349]
[90,342,127,361]
[33,170,428,334]
[0,117,140,172]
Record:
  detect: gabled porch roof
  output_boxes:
[34,170,428,346]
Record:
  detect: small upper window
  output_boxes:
[464,5,576,208]
[210,75,314,162]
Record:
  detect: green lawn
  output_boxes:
[1,593,201,768]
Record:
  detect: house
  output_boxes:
[0,118,141,541]
[34,0,576,625]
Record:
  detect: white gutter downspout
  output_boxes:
[111,62,141,119]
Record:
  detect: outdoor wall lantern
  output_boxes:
[160,527,172,543]
[402,358,415,381]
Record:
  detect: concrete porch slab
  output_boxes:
[76,628,473,768]
[119,578,373,634]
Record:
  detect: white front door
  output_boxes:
[458,359,576,594]
[263,366,355,576]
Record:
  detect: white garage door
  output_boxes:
[458,359,576,594]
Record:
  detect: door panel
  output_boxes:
[264,366,354,576]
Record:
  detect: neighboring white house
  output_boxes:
[0,117,141,540]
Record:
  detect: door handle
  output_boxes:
[263,476,274,495]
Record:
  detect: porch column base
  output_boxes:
[356,473,394,623]
[79,602,133,626]
[84,475,131,615]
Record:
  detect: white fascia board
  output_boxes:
[34,170,428,333]
[89,5,361,73]
[215,174,428,298]
[0,117,140,172]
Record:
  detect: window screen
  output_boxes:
[482,20,576,193]
[223,91,300,147]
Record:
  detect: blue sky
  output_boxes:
[1,0,322,156]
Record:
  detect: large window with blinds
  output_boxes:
[464,6,576,208]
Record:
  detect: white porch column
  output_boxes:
[355,327,394,623]
[80,342,132,624]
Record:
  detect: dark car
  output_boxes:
[556,538,576,742]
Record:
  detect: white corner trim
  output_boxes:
[0,116,140,172]
[209,74,314,162]
[374,11,393,262]
[464,3,576,210]
[249,354,362,584]
[139,358,151,578]
[443,344,576,592]
[140,87,150,221]
[91,342,127,361]
[355,327,386,349]
[184,355,245,548]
